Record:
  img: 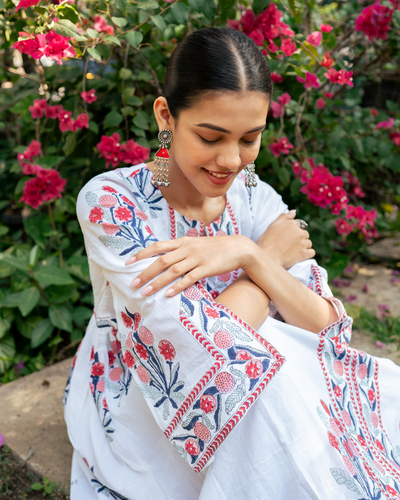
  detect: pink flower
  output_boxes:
[81,89,97,104]
[13,30,76,65]
[370,108,379,117]
[324,92,334,99]
[324,68,354,87]
[320,52,334,69]
[69,113,89,132]
[271,72,284,83]
[271,93,291,118]
[320,24,333,33]
[281,38,297,56]
[45,105,63,119]
[19,169,67,209]
[355,2,393,42]
[269,136,294,157]
[15,0,39,11]
[29,99,47,119]
[121,139,150,165]
[93,16,115,36]
[335,218,353,236]
[114,207,133,222]
[97,133,124,168]
[375,117,394,130]
[390,131,400,147]
[267,42,279,53]
[297,71,320,89]
[249,31,264,46]
[316,97,326,109]
[58,110,72,132]
[18,139,42,164]
[306,31,322,46]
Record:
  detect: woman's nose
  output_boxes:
[215,145,241,171]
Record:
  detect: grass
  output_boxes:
[0,446,69,500]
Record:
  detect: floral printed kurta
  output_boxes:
[65,163,400,500]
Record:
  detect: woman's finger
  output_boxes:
[129,250,187,289]
[303,230,310,240]
[140,260,202,297]
[125,239,183,265]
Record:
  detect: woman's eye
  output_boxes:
[242,139,257,145]
[199,136,218,144]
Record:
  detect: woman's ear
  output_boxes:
[153,97,173,131]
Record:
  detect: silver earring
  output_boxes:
[244,163,257,187]
[151,129,173,188]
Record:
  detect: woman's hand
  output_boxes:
[125,235,256,298]
[257,211,315,269]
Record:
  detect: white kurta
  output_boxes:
[64,163,400,500]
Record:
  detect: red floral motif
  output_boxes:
[331,336,346,354]
[357,363,368,379]
[213,330,234,349]
[90,345,95,361]
[109,367,123,382]
[334,385,342,399]
[186,228,198,237]
[159,340,176,361]
[185,438,200,456]
[329,418,341,438]
[245,360,263,379]
[133,313,141,330]
[89,207,104,223]
[99,194,117,207]
[139,326,154,345]
[108,350,115,366]
[327,431,339,450]
[97,379,105,392]
[343,455,356,476]
[343,440,353,458]
[210,290,220,299]
[120,195,135,206]
[215,371,235,393]
[341,409,351,427]
[91,362,104,377]
[102,186,117,193]
[217,272,231,283]
[333,360,343,376]
[194,422,211,443]
[200,394,217,414]
[357,435,367,448]
[121,312,133,328]
[321,399,331,415]
[123,351,135,368]
[103,397,109,410]
[111,339,121,354]
[102,223,119,235]
[375,439,385,453]
[370,411,378,428]
[136,365,151,384]
[368,388,375,403]
[204,306,219,319]
[89,382,95,396]
[134,208,148,221]
[114,207,133,222]
[135,343,149,360]
[235,350,252,361]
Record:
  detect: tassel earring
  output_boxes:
[244,163,257,187]
[151,129,173,188]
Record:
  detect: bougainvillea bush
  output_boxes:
[0,0,400,382]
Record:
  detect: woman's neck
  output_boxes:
[146,160,226,225]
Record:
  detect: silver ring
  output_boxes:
[296,219,308,230]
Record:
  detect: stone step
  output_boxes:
[0,357,73,489]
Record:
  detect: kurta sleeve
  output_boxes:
[77,173,286,473]
[248,175,289,243]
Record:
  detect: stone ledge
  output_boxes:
[0,357,73,489]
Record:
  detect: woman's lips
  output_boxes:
[203,168,234,185]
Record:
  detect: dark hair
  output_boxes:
[163,27,272,118]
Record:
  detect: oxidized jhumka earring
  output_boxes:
[151,129,173,188]
[244,162,257,187]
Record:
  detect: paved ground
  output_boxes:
[0,358,73,489]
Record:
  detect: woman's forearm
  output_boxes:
[244,244,338,333]
[216,271,270,330]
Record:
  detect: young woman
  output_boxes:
[64,28,400,500]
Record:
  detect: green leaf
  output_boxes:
[127,95,143,106]
[18,287,40,317]
[219,0,235,20]
[29,245,41,268]
[112,16,128,27]
[0,253,29,272]
[87,47,102,62]
[133,110,149,129]
[393,10,400,29]
[31,319,54,348]
[16,316,42,339]
[0,316,12,339]
[0,0,6,10]
[119,68,133,80]
[0,336,16,375]
[63,133,77,156]
[86,28,100,39]
[31,483,44,491]
[104,35,121,46]
[33,266,75,286]
[53,19,80,38]
[57,3,79,23]
[0,262,13,279]
[252,0,269,16]
[126,31,143,49]
[151,15,166,31]
[49,305,73,333]
[0,292,21,309]
[170,3,189,24]
[0,225,9,236]
[72,306,92,326]
[104,111,123,129]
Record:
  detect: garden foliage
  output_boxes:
[0,0,400,381]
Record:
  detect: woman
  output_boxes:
[64,28,400,500]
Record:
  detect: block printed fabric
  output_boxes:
[64,164,400,500]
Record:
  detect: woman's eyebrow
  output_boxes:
[195,123,266,134]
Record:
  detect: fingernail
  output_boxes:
[289,209,296,215]
[125,256,136,265]
[130,278,141,289]
[141,285,153,296]
[165,288,174,297]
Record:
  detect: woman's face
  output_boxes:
[154,91,269,200]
